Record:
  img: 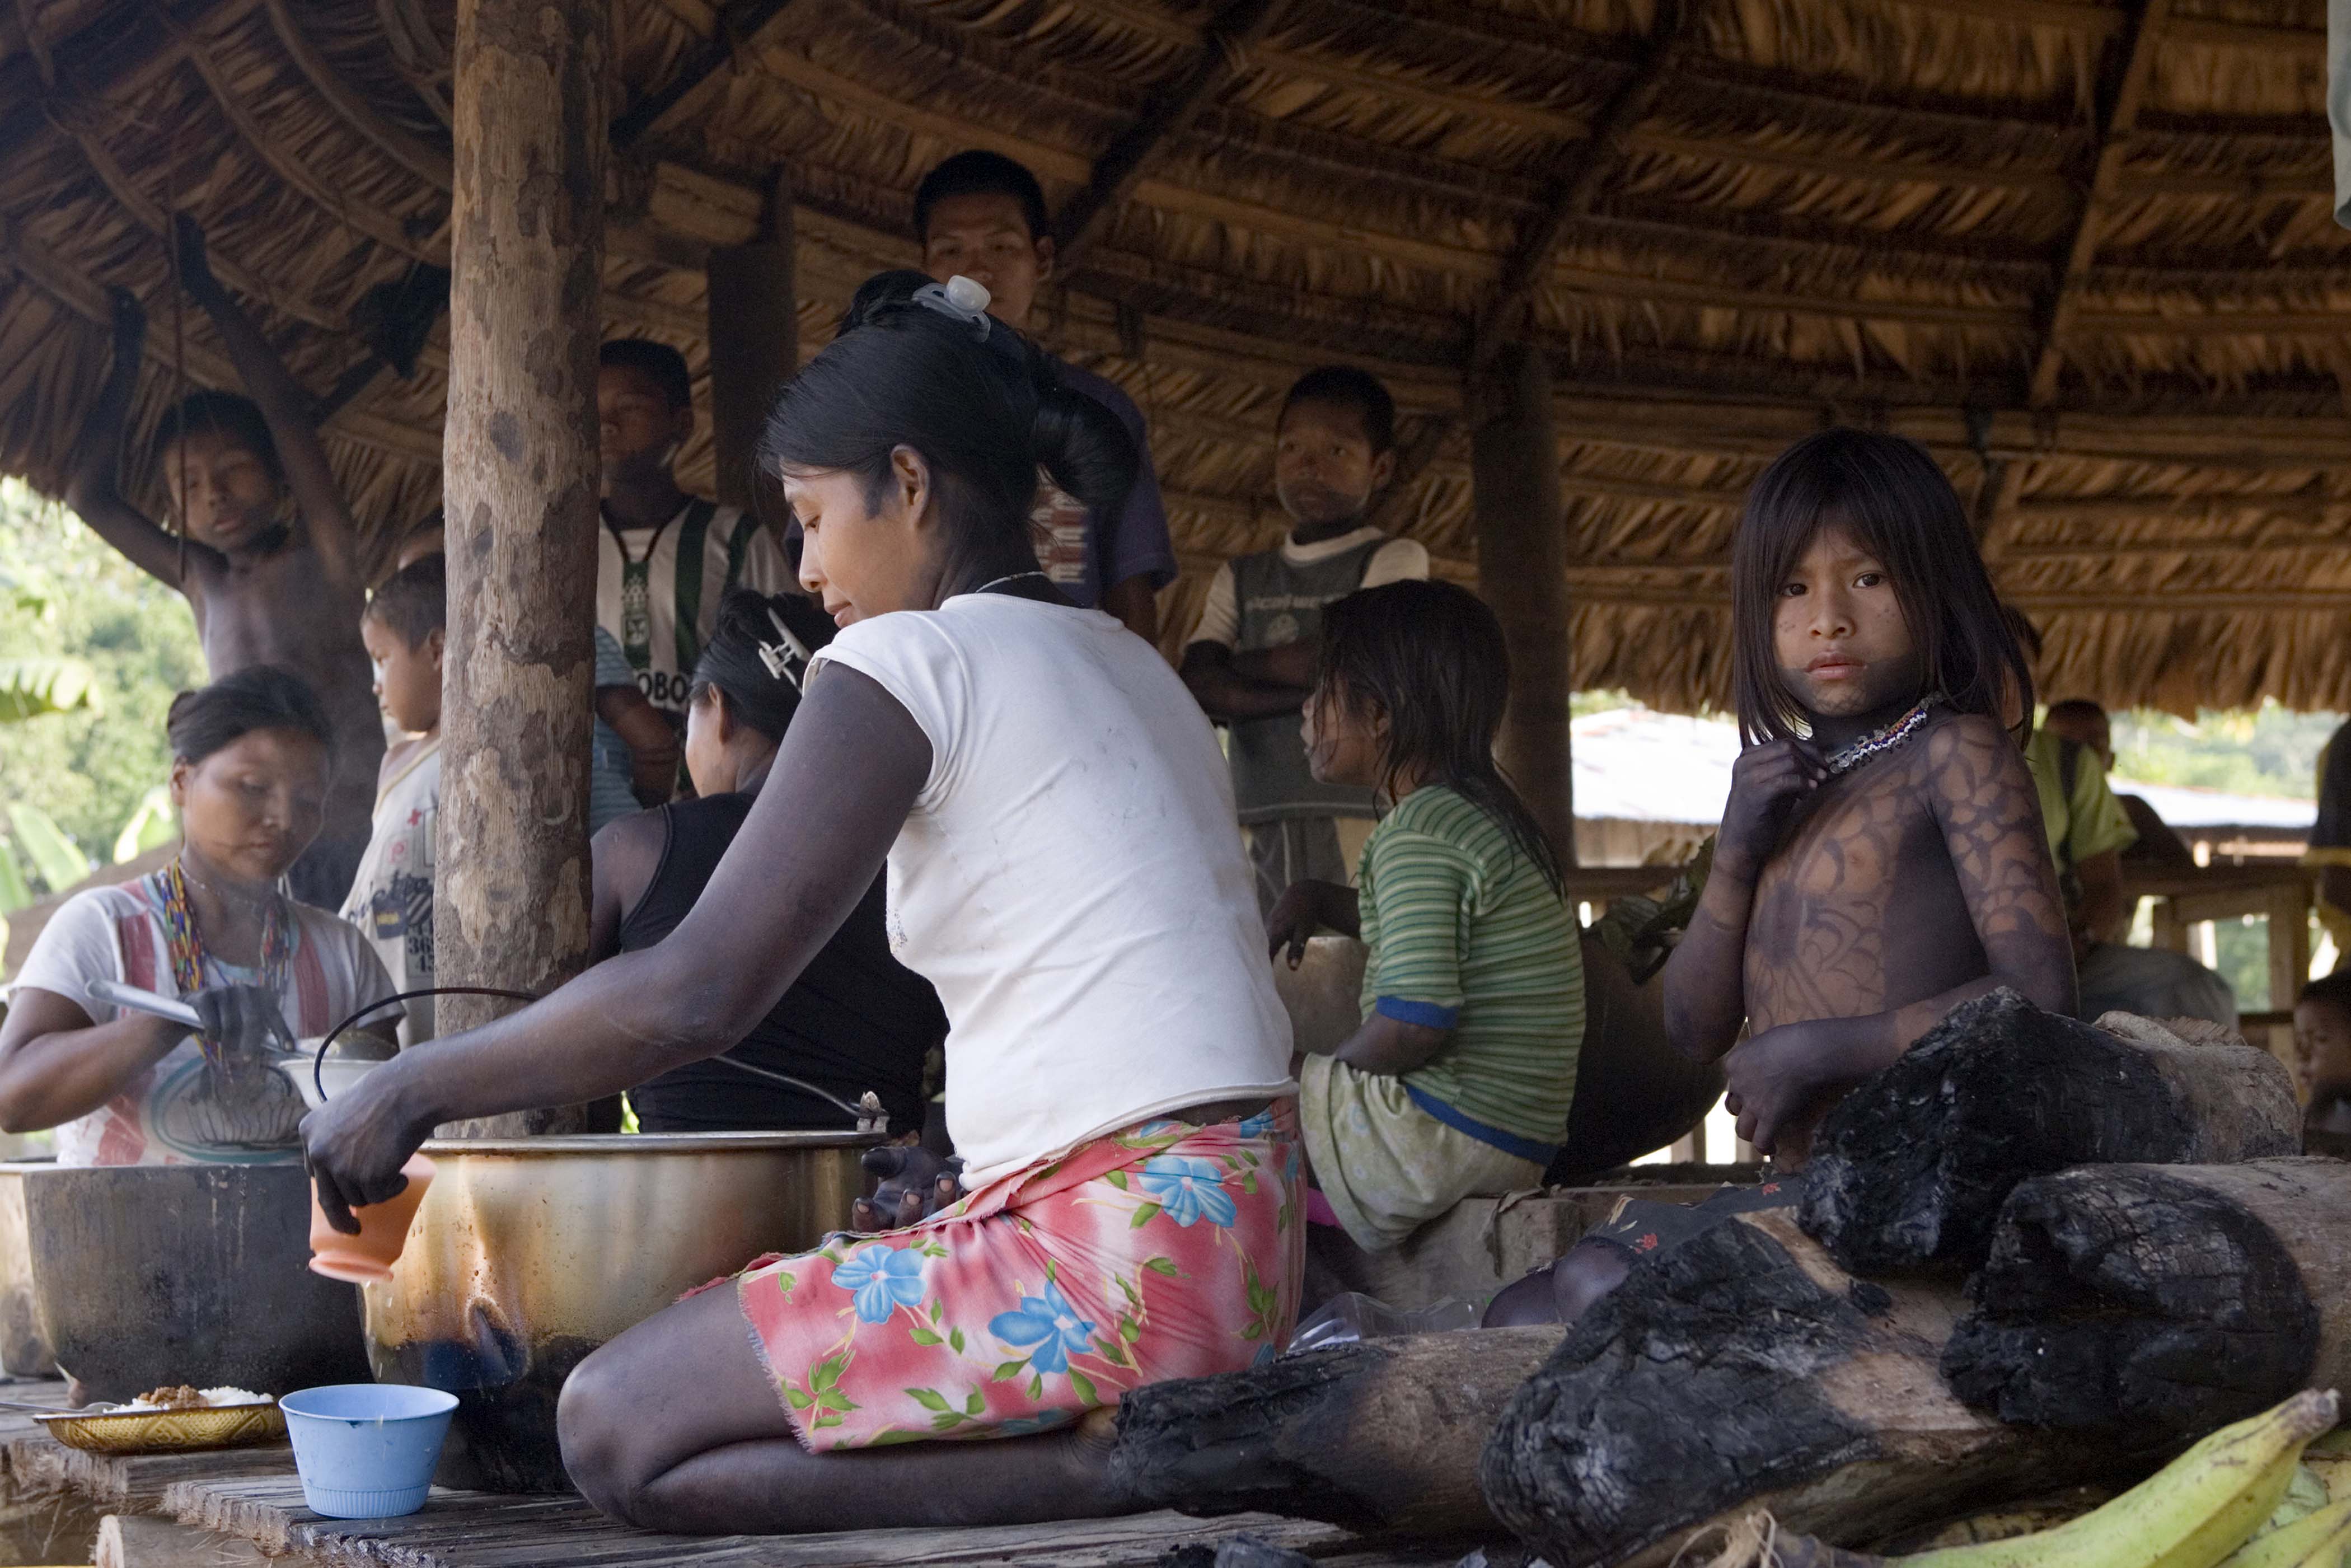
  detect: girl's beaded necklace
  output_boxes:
[1819,696,1939,776]
[154,856,291,1068]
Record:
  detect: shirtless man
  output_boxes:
[65,217,381,907]
[1484,428,2074,1327]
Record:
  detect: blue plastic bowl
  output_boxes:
[278,1383,458,1518]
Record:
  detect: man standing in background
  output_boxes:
[596,339,795,729]
[915,151,1177,643]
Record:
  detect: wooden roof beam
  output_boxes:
[168,9,444,266]
[2028,0,2170,408]
[1473,0,1708,364]
[611,0,804,148]
[0,217,436,465]
[1052,0,1283,269]
[261,0,452,193]
[1975,0,2169,558]
[0,0,252,168]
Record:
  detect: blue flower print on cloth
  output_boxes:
[990,1280,1097,1375]
[831,1245,926,1323]
[738,1102,1305,1452]
[1138,1154,1238,1228]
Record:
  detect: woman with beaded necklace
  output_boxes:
[0,667,397,1164]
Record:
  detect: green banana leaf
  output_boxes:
[0,836,30,916]
[0,658,98,723]
[6,804,89,895]
[112,787,176,863]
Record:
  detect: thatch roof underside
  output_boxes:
[3,0,2349,713]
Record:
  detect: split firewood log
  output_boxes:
[1478,1206,2132,1568]
[1109,1325,1564,1537]
[1799,989,2298,1276]
[1942,1155,2351,1440]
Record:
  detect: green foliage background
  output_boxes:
[0,480,204,883]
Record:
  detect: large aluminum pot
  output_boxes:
[361,1131,878,1492]
[23,1163,371,1402]
[0,1162,55,1377]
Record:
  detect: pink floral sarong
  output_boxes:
[737,1104,1303,1452]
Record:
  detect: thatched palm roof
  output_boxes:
[2,0,2345,712]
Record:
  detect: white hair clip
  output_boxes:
[911,274,994,340]
[756,607,813,689]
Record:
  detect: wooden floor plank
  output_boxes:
[167,1472,1364,1568]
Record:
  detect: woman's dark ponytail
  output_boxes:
[765,270,1140,589]
[1031,378,1137,519]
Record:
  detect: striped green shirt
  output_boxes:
[1356,785,1586,1147]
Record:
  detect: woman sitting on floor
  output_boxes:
[1266,581,1585,1253]
[302,273,1299,1533]
[587,587,945,1136]
[0,668,397,1165]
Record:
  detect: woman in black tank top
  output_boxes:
[585,591,943,1135]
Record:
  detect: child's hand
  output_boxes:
[105,287,146,365]
[853,1143,962,1232]
[1722,1018,1858,1157]
[168,214,221,298]
[1266,880,1336,968]
[1715,738,1821,882]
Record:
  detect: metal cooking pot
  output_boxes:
[23,1163,371,1402]
[360,1130,878,1492]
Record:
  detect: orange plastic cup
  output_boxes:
[308,1155,435,1284]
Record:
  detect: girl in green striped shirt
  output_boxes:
[1266,580,1586,1252]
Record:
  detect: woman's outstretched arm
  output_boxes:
[304,666,930,1227]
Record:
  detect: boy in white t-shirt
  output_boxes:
[1182,367,1430,915]
[344,556,444,1045]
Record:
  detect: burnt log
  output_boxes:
[1943,1157,2351,1440]
[1799,990,2297,1275]
[1111,1326,1564,1537]
[1478,1207,2128,1568]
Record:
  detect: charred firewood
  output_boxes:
[1799,990,2297,1276]
[1943,1156,2351,1440]
[1479,1208,2129,1568]
[1111,1326,1564,1537]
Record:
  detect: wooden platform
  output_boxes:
[0,1380,1447,1568]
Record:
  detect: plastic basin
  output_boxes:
[279,1383,458,1518]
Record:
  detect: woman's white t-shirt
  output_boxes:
[812,593,1293,1187]
[8,877,397,1167]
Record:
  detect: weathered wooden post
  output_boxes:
[435,0,610,1133]
[704,167,797,514]
[1470,340,1575,864]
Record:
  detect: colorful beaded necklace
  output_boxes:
[154,856,290,1067]
[1820,696,1938,776]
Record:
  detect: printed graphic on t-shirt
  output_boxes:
[367,868,436,982]
[1029,469,1089,586]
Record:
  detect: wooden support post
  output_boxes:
[1470,341,1575,864]
[704,167,797,515]
[435,0,610,1133]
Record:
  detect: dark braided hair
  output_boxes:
[687,590,837,742]
[1315,579,1565,898]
